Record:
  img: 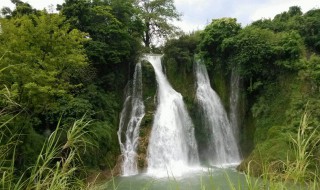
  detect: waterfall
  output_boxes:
[145,55,199,177]
[195,61,240,166]
[117,63,145,176]
[229,68,240,144]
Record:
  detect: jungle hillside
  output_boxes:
[1,0,320,189]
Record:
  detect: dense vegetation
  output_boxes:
[0,0,180,188]
[161,5,320,188]
[1,0,320,189]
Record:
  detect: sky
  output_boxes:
[1,0,319,32]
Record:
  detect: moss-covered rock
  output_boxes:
[239,72,320,175]
[163,56,195,110]
[134,60,157,170]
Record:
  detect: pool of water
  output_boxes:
[98,167,250,190]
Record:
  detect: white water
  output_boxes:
[145,55,199,177]
[195,61,240,166]
[117,63,145,176]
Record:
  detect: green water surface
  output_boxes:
[99,167,251,190]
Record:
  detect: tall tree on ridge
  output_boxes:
[135,0,181,48]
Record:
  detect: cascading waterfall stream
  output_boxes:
[195,61,240,166]
[229,68,240,144]
[145,54,199,177]
[117,63,145,176]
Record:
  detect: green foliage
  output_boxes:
[252,6,320,53]
[163,33,201,108]
[164,33,200,73]
[299,55,320,89]
[1,1,320,188]
[240,112,320,189]
[196,6,320,184]
[251,6,303,33]
[0,7,117,179]
[222,27,304,93]
[286,111,320,183]
[199,18,241,66]
[240,67,320,178]
[135,0,181,48]
[1,0,40,18]
[2,118,95,189]
[0,12,88,127]
[198,18,241,106]
[303,9,320,53]
[0,84,93,189]
[223,27,275,77]
[59,0,143,90]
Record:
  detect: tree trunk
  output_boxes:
[144,21,150,48]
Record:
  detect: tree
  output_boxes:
[1,0,39,18]
[302,9,320,52]
[199,18,241,67]
[58,1,144,167]
[59,0,144,90]
[0,12,89,128]
[164,32,201,73]
[0,10,102,171]
[1,7,12,17]
[135,0,181,48]
[251,7,320,53]
[221,26,304,93]
[288,6,302,17]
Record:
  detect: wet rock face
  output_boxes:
[137,125,152,169]
[135,61,157,171]
[117,55,252,173]
[113,156,124,176]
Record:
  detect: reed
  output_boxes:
[0,88,94,189]
[241,110,320,190]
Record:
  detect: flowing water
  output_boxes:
[117,63,145,176]
[229,68,240,144]
[145,55,199,177]
[195,61,240,166]
[115,57,244,188]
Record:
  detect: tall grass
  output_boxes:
[0,118,94,189]
[285,111,320,183]
[100,110,320,190]
[0,85,21,189]
[0,88,95,189]
[241,110,320,190]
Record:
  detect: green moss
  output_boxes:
[141,60,157,99]
[163,57,196,112]
[240,76,295,174]
[239,109,256,157]
[238,131,294,176]
[241,72,320,175]
[134,61,157,170]
[251,74,296,144]
[209,69,230,110]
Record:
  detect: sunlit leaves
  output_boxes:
[0,12,88,124]
[199,18,241,66]
[135,0,181,47]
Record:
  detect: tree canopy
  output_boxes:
[135,0,181,48]
[58,0,144,89]
[1,1,320,188]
